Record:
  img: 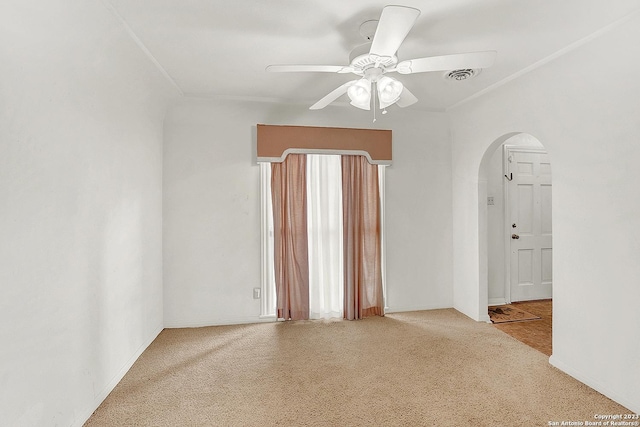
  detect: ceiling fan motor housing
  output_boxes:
[349,42,397,71]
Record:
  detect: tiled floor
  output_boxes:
[491,299,552,356]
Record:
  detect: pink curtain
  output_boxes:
[341,156,384,320]
[271,154,310,320]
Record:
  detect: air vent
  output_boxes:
[444,69,479,81]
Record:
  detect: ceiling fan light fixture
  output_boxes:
[377,76,403,108]
[347,78,372,109]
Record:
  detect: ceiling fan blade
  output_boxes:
[396,51,497,74]
[266,64,352,73]
[309,80,358,110]
[369,6,420,58]
[395,87,418,108]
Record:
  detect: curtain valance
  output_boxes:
[257,124,392,165]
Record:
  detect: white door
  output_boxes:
[507,149,552,302]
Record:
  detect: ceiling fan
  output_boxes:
[266,5,496,112]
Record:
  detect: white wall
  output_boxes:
[163,98,453,326]
[449,13,640,413]
[486,144,506,304]
[0,1,178,425]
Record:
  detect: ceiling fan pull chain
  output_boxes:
[372,83,377,122]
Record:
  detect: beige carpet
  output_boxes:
[85,309,628,426]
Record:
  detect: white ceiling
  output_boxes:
[107,0,640,111]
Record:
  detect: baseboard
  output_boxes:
[384,303,453,314]
[549,355,640,414]
[166,306,458,328]
[478,313,492,323]
[75,324,164,427]
[488,298,507,306]
[164,315,276,329]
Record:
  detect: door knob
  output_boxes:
[511,234,520,239]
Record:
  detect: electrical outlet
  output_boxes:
[487,196,495,206]
[253,288,261,299]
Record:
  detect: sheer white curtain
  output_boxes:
[260,156,386,319]
[306,154,343,319]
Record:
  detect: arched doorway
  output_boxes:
[479,133,553,354]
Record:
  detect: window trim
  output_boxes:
[259,163,276,319]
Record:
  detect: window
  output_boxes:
[260,155,386,318]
